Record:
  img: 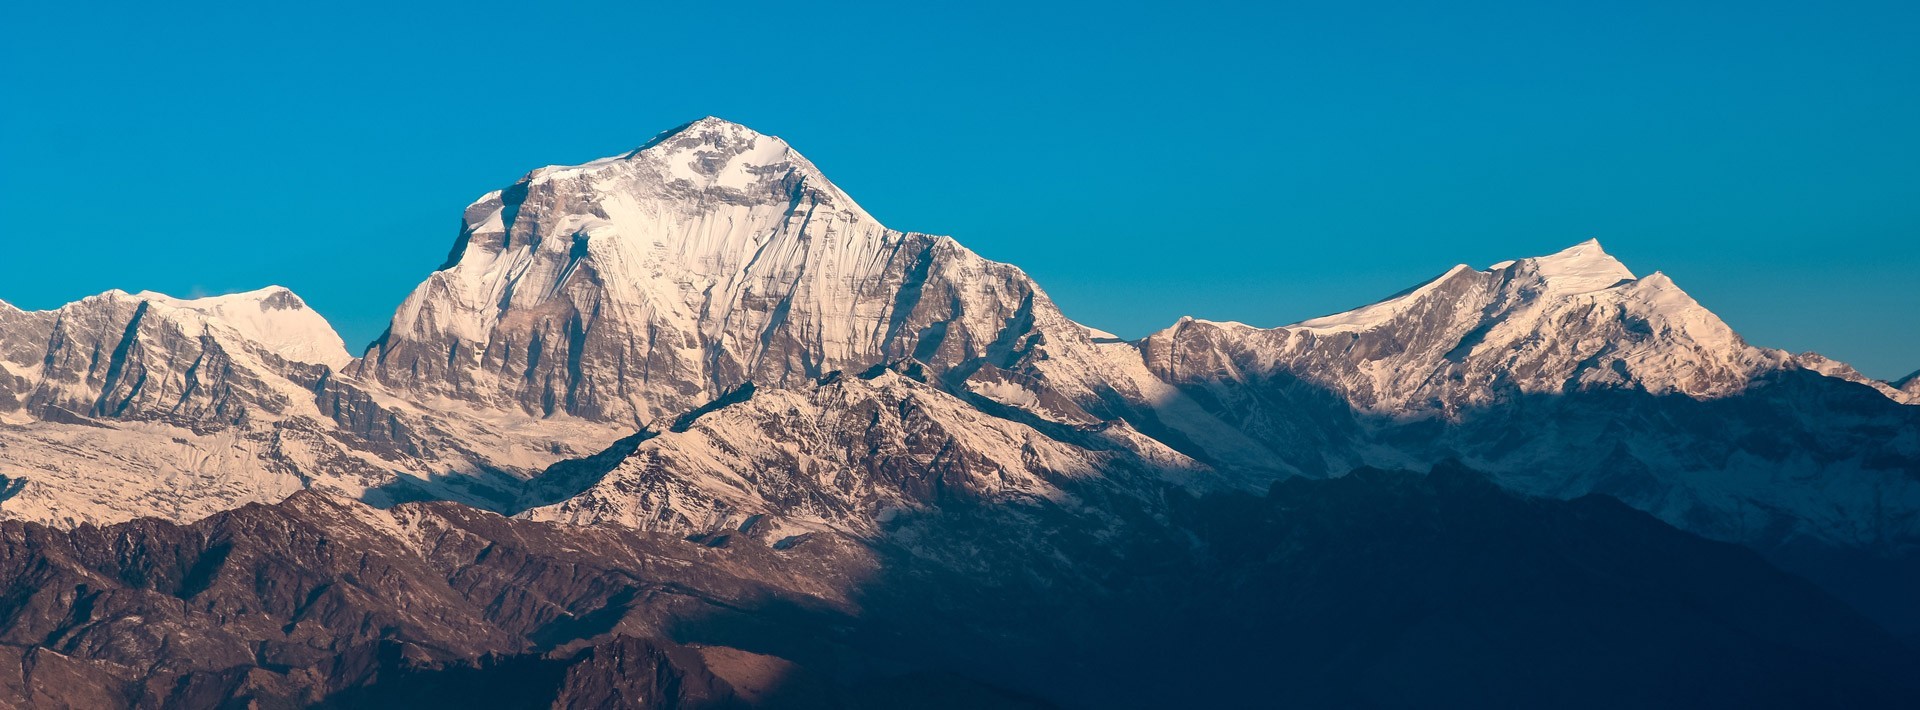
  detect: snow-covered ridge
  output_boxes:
[0,284,378,526]
[132,286,352,368]
[4,286,350,369]
[1522,237,1637,295]
[1166,238,1912,408]
[1291,264,1480,334]
[522,367,1203,536]
[1291,239,1636,334]
[1891,369,1920,403]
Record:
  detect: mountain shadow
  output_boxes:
[4,462,1913,707]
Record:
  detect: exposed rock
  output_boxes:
[351,117,1105,432]
[3,470,1913,707]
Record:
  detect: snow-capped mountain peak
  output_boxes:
[1505,238,1636,295]
[4,120,1919,652]
[509,115,870,224]
[130,286,351,368]
[1153,239,1778,424]
[358,117,1087,429]
[1290,240,1638,334]
[0,284,369,526]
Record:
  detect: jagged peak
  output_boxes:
[493,116,868,228]
[628,115,771,155]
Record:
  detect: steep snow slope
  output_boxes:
[351,117,1114,433]
[135,287,352,368]
[0,287,343,422]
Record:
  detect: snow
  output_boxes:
[1291,264,1475,333]
[2,114,1912,582]
[133,286,353,368]
[1507,238,1636,295]
[1289,241,1636,335]
[373,116,1058,425]
[523,370,1205,536]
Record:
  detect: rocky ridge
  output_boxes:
[1,468,1914,708]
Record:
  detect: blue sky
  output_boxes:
[3,1,1916,377]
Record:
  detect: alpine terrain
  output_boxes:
[1,117,1916,707]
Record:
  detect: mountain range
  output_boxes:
[1,117,1916,707]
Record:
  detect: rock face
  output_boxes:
[0,471,1912,708]
[351,117,1103,432]
[0,287,345,423]
[0,288,394,526]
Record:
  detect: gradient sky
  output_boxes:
[3,1,1916,378]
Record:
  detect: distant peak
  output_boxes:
[1895,369,1920,391]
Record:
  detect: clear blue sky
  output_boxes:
[3,1,1916,378]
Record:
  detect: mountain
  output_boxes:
[1,469,1911,708]
[1091,239,1920,629]
[19,119,1902,546]
[350,117,1106,431]
[0,286,346,421]
[1896,369,1920,402]
[0,287,399,526]
[3,117,1919,704]
[1115,239,1911,468]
